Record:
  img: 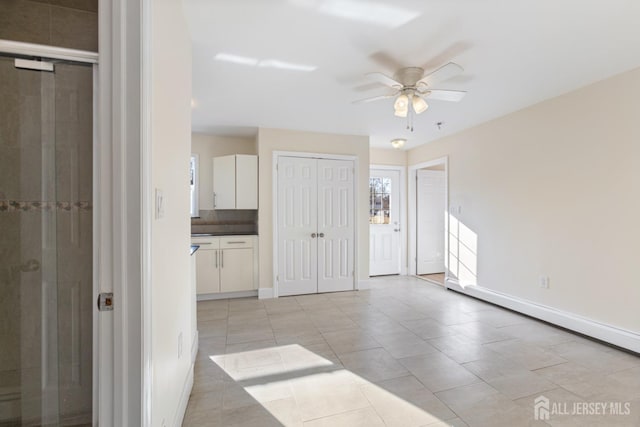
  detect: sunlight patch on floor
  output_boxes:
[210,344,446,426]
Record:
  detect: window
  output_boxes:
[369,177,391,224]
[190,154,199,217]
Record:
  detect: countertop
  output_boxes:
[190,245,199,256]
[191,232,258,237]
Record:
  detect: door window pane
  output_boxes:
[369,176,392,224]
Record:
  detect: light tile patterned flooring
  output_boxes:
[418,273,446,286]
[183,276,640,427]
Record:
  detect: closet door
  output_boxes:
[277,157,318,296]
[317,159,355,293]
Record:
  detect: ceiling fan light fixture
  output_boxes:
[394,107,408,117]
[390,138,406,149]
[394,94,408,110]
[412,95,428,114]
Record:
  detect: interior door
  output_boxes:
[369,169,401,276]
[277,157,318,296]
[317,159,355,293]
[417,169,446,275]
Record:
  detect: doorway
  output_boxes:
[409,158,449,285]
[275,154,356,296]
[369,167,404,276]
[0,53,95,425]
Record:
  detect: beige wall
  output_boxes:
[191,133,257,210]
[257,128,370,290]
[408,67,640,333]
[150,1,193,426]
[370,147,407,166]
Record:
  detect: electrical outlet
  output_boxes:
[539,276,550,289]
[178,332,183,358]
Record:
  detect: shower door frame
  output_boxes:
[0,39,111,426]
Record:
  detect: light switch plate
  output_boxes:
[156,189,164,219]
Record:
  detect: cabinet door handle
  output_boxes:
[213,192,217,208]
[226,241,246,244]
[197,242,212,245]
[221,250,224,268]
[318,232,325,238]
[311,233,317,238]
[215,250,218,268]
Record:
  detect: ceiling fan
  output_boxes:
[354,62,466,130]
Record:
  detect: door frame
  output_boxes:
[272,151,359,298]
[369,165,407,276]
[408,157,449,277]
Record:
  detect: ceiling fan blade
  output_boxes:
[352,93,396,104]
[418,62,464,87]
[365,72,403,88]
[422,89,467,102]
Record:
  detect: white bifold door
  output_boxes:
[416,169,446,275]
[277,156,355,296]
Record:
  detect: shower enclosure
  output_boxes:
[0,49,94,425]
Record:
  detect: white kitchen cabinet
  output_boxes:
[220,247,254,293]
[194,243,220,294]
[212,155,236,209]
[212,154,257,209]
[191,235,258,298]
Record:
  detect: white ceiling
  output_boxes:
[184,0,640,149]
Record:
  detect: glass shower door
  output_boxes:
[0,55,93,426]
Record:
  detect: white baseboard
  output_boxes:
[197,290,258,301]
[258,287,274,299]
[173,364,194,427]
[445,279,640,354]
[191,330,199,363]
[357,280,371,290]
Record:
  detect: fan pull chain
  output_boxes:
[406,106,414,132]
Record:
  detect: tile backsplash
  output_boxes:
[191,209,258,234]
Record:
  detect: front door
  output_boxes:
[369,169,401,276]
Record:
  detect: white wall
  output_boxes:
[191,133,257,210]
[370,147,407,166]
[257,128,370,291]
[150,0,193,426]
[408,67,640,334]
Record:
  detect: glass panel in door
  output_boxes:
[0,55,93,425]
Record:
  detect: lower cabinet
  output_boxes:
[192,235,257,296]
[195,248,220,294]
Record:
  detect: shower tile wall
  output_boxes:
[0,0,98,52]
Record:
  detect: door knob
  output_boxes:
[311,233,317,238]
[318,232,325,238]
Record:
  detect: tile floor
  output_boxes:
[183,276,640,427]
[418,273,446,286]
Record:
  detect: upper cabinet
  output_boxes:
[213,154,258,209]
